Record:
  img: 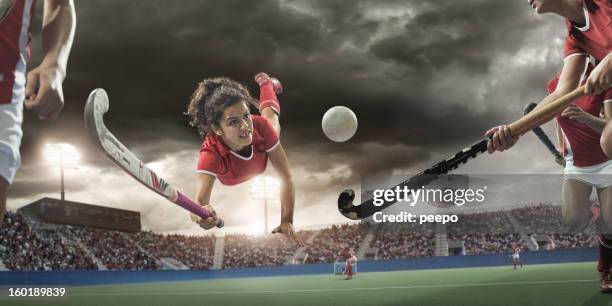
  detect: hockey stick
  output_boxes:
[338,85,586,220]
[523,103,563,161]
[84,88,224,228]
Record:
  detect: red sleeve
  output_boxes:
[196,150,220,177]
[563,34,586,59]
[254,116,280,152]
[547,76,560,94]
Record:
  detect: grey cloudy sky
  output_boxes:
[9,0,571,234]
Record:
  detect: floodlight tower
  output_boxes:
[249,177,280,234]
[44,143,79,201]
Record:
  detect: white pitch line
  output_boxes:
[71,278,597,297]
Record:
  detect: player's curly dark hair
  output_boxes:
[186,77,258,137]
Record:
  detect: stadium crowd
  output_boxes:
[66,226,159,270]
[135,231,215,270]
[0,213,96,270]
[551,233,598,249]
[223,233,303,268]
[448,233,523,255]
[304,223,367,264]
[510,204,571,234]
[372,223,435,260]
[449,211,515,234]
[0,204,602,271]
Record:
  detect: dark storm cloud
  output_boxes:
[13,0,567,212]
[370,1,531,72]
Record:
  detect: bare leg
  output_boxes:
[598,186,612,235]
[597,185,612,288]
[601,121,612,159]
[562,179,594,232]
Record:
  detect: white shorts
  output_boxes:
[0,102,23,184]
[564,159,612,189]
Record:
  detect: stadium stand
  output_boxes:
[0,203,599,271]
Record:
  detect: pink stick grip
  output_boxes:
[175,191,210,219]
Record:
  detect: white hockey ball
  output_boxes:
[322,106,358,142]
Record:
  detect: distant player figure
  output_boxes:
[339,247,357,280]
[511,246,523,270]
[186,72,302,246]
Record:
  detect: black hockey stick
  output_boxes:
[524,103,563,161]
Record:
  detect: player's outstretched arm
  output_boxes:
[192,173,221,229]
[486,54,587,153]
[268,143,304,246]
[24,0,75,121]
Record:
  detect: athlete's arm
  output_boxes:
[544,55,588,102]
[24,0,76,120]
[268,143,303,246]
[586,52,612,95]
[486,55,587,153]
[560,102,611,133]
[192,173,219,229]
[195,173,215,206]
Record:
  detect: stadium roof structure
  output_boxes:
[19,197,141,232]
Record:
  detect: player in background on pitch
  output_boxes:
[0,0,76,223]
[186,73,303,246]
[487,0,612,292]
[339,247,357,280]
[511,245,523,270]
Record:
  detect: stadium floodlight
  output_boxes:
[249,177,280,234]
[44,143,80,201]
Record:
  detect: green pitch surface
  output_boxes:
[5,262,612,306]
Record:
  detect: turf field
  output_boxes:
[3,262,612,306]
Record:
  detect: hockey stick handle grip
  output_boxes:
[509,85,586,136]
[175,191,224,228]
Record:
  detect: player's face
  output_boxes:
[218,102,253,150]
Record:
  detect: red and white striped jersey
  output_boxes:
[196,115,280,186]
[0,0,36,105]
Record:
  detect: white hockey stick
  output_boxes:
[84,88,223,228]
